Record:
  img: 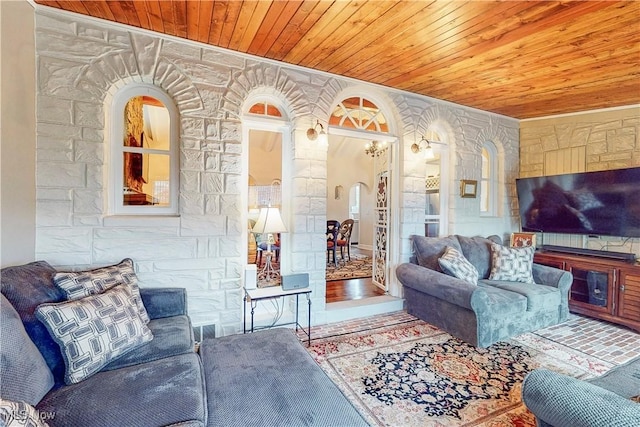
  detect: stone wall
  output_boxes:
[34,8,519,333]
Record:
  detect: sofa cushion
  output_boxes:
[53,258,150,324]
[438,246,479,285]
[36,286,153,384]
[480,281,561,312]
[473,285,528,316]
[0,261,66,384]
[412,235,462,271]
[0,399,49,427]
[102,314,194,372]
[0,295,54,405]
[488,243,535,284]
[36,353,206,427]
[456,235,502,279]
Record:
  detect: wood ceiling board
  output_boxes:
[32,0,640,119]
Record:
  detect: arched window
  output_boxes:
[247,101,283,118]
[330,97,388,133]
[480,142,498,216]
[110,85,179,215]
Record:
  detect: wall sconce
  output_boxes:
[307,120,328,145]
[411,136,435,159]
[364,140,387,158]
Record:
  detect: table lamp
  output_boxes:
[252,206,287,286]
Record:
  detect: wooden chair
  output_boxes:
[337,219,355,262]
[326,220,340,266]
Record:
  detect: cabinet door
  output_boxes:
[618,270,640,322]
[566,261,615,315]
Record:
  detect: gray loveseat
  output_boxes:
[522,360,640,427]
[1,260,367,427]
[396,234,572,348]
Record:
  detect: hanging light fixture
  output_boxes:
[411,136,435,159]
[364,140,388,158]
[306,120,328,145]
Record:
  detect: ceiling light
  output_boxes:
[364,140,388,158]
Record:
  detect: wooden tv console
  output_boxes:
[534,250,640,332]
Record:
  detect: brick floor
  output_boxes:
[300,310,640,365]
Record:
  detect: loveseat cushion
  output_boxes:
[456,235,501,279]
[472,285,528,316]
[0,261,66,384]
[36,352,206,427]
[412,235,462,271]
[102,314,194,371]
[0,295,54,405]
[480,281,561,312]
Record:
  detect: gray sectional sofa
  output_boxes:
[0,260,367,427]
[396,234,572,348]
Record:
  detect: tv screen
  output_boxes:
[516,167,640,238]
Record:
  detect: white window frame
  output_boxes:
[110,84,179,215]
[480,142,498,217]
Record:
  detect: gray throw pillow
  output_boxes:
[438,246,479,285]
[488,242,535,284]
[36,286,153,384]
[53,258,150,324]
[412,235,462,271]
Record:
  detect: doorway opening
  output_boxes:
[325,135,385,304]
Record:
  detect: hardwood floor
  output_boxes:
[326,277,385,303]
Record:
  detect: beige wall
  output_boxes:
[1,0,36,267]
[519,106,640,254]
[520,106,640,178]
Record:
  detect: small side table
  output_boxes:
[243,286,312,345]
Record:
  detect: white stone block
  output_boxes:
[180,171,201,193]
[36,252,92,267]
[74,102,104,128]
[93,238,196,262]
[38,163,85,188]
[225,174,241,195]
[74,141,104,164]
[152,257,225,271]
[38,96,73,124]
[180,215,226,236]
[36,200,72,226]
[201,173,223,193]
[138,270,209,290]
[220,154,241,174]
[181,150,205,171]
[73,189,102,214]
[37,227,92,253]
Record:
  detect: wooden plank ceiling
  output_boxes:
[35,0,640,119]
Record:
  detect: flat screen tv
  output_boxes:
[516,167,640,238]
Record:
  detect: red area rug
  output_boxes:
[306,319,614,427]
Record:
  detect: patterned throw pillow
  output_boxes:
[488,243,535,284]
[53,258,150,324]
[35,286,153,384]
[0,399,49,427]
[438,246,479,285]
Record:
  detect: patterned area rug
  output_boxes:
[326,255,372,281]
[306,319,614,427]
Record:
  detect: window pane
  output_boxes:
[123,153,171,206]
[481,148,489,179]
[123,96,170,151]
[480,181,489,212]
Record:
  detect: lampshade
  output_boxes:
[252,207,287,234]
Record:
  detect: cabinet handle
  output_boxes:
[620,285,625,292]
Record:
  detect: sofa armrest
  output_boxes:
[396,263,476,310]
[522,369,640,427]
[140,287,188,319]
[532,263,572,292]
